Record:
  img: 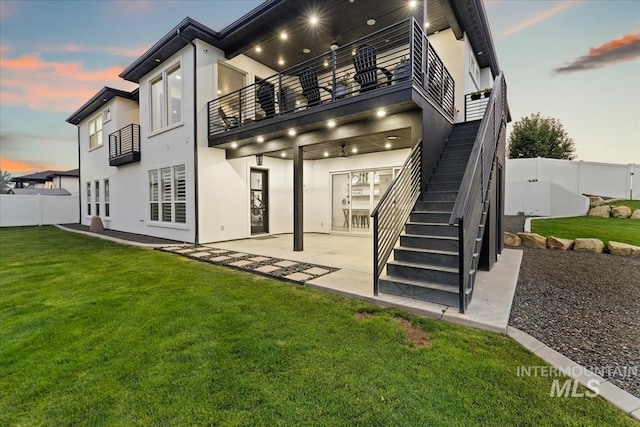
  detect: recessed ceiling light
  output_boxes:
[376,108,386,118]
[154,58,161,62]
[409,0,417,8]
[478,51,484,55]
[278,58,285,65]
[434,30,440,34]
[323,151,329,157]
[257,136,264,143]
[385,142,392,149]
[303,48,311,54]
[217,90,221,95]
[281,152,286,157]
[386,135,399,140]
[351,48,356,56]
[424,22,430,28]
[280,31,288,40]
[327,119,336,128]
[367,19,376,26]
[255,46,262,53]
[323,60,329,67]
[175,75,181,80]
[230,142,238,149]
[288,128,296,136]
[351,147,358,153]
[309,15,318,25]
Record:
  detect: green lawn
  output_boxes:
[608,199,640,211]
[532,215,640,247]
[1,227,634,426]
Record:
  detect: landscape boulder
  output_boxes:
[588,205,611,218]
[517,232,547,249]
[547,236,574,251]
[89,216,104,233]
[607,241,640,257]
[573,238,604,253]
[631,209,640,220]
[589,196,605,208]
[611,206,632,218]
[504,232,521,247]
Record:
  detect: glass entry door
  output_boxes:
[331,168,394,234]
[250,169,268,234]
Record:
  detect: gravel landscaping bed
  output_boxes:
[505,216,640,397]
[60,224,183,245]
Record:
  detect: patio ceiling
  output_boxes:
[222,0,451,73]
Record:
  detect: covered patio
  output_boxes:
[203,233,522,333]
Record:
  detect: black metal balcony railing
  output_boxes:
[450,73,507,313]
[109,124,140,166]
[208,18,455,138]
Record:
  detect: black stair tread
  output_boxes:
[395,246,458,256]
[406,221,453,226]
[401,232,458,241]
[411,210,453,214]
[387,259,458,274]
[379,274,460,293]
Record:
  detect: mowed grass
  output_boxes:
[0,227,634,426]
[532,215,640,247]
[609,199,640,211]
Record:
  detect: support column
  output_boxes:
[293,145,303,251]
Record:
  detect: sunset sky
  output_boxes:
[1,0,639,176]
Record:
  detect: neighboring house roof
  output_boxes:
[9,188,71,196]
[66,87,139,125]
[47,169,79,179]
[11,170,58,184]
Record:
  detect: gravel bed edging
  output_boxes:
[56,225,179,248]
[507,326,640,421]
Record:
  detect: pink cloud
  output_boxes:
[500,1,580,39]
[0,50,136,112]
[0,1,19,19]
[555,32,640,73]
[48,43,148,58]
[0,157,68,175]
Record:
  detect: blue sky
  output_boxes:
[0,0,638,175]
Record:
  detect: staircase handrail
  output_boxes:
[371,139,422,295]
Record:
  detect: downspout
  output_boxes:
[177,29,199,245]
[76,124,81,223]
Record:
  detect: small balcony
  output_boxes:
[109,124,140,166]
[208,18,454,145]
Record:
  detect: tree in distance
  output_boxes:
[508,113,576,160]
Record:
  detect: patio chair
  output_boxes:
[257,82,276,119]
[299,67,332,108]
[353,44,393,93]
[218,107,239,130]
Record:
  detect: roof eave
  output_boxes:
[66,87,138,125]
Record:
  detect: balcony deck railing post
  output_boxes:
[331,49,337,102]
[278,74,283,116]
[458,217,465,313]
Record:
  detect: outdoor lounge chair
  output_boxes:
[257,82,276,119]
[218,107,239,130]
[299,67,332,108]
[353,44,393,93]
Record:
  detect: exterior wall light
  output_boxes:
[256,154,264,166]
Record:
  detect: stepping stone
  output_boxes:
[191,251,212,258]
[228,252,249,258]
[248,256,270,262]
[303,267,330,276]
[285,272,312,282]
[209,256,231,262]
[255,265,281,273]
[274,260,297,268]
[209,249,230,254]
[230,260,254,267]
[176,248,196,253]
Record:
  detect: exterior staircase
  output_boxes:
[378,120,483,307]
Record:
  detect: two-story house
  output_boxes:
[67,0,509,313]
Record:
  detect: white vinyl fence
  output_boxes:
[0,194,79,227]
[506,158,638,216]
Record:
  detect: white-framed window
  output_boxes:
[150,63,182,132]
[86,182,91,216]
[103,107,111,123]
[89,115,103,149]
[468,50,480,89]
[149,165,186,224]
[95,180,100,216]
[104,179,110,217]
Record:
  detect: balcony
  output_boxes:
[208,18,454,145]
[109,124,140,166]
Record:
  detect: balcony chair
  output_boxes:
[257,82,276,119]
[218,107,239,130]
[353,44,393,93]
[299,67,332,108]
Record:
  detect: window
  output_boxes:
[149,165,186,224]
[86,182,91,216]
[95,180,100,216]
[150,64,182,132]
[89,115,103,148]
[104,179,110,217]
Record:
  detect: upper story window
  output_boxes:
[151,63,182,132]
[89,115,103,149]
